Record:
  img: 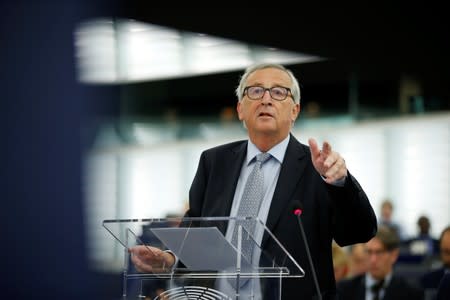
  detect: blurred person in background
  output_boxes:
[332,241,350,282]
[379,199,406,241]
[337,226,424,300]
[348,243,369,278]
[435,272,450,300]
[406,215,439,257]
[421,225,450,290]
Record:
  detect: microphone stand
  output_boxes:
[294,211,323,300]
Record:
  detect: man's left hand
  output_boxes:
[308,138,348,184]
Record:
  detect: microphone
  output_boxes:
[291,200,322,300]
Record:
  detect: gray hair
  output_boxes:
[235,63,301,104]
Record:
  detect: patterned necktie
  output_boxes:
[232,152,271,263]
[371,279,385,300]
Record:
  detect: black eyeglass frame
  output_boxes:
[243,86,293,101]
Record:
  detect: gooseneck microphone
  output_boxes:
[291,200,322,300]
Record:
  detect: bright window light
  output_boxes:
[74,19,324,83]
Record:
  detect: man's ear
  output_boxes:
[237,101,244,121]
[291,103,300,122]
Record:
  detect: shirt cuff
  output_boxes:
[321,175,346,187]
[164,249,179,270]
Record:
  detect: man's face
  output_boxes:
[440,231,450,268]
[365,237,398,280]
[237,68,300,140]
[381,204,392,221]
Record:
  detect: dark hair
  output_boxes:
[376,225,400,251]
[417,215,430,233]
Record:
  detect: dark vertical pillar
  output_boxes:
[0,1,120,299]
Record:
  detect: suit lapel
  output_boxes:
[219,141,247,216]
[265,135,308,233]
[383,276,402,300]
[205,141,246,234]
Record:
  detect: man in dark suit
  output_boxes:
[337,226,424,300]
[130,63,377,299]
[421,225,450,290]
[436,272,450,300]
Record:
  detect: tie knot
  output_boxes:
[371,279,385,293]
[256,152,271,164]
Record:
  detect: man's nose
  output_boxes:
[261,90,273,104]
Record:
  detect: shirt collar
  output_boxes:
[246,135,290,165]
[365,272,393,289]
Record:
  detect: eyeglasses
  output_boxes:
[243,86,292,101]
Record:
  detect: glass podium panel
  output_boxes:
[103,217,304,299]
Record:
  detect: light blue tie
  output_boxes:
[232,152,271,262]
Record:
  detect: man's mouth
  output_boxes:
[258,112,274,117]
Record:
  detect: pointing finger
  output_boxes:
[322,141,332,156]
[308,138,320,159]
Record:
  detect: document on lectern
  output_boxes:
[151,227,253,271]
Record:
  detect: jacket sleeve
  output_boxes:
[327,171,377,246]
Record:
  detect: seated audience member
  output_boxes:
[332,241,350,282]
[337,226,424,300]
[407,215,439,257]
[348,243,369,278]
[421,225,450,290]
[436,272,450,300]
[378,199,406,241]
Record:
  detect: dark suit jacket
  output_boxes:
[337,274,424,300]
[421,267,447,289]
[436,272,450,300]
[186,134,377,299]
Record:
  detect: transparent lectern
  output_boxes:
[103,217,304,299]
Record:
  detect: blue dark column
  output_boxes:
[0,1,120,299]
